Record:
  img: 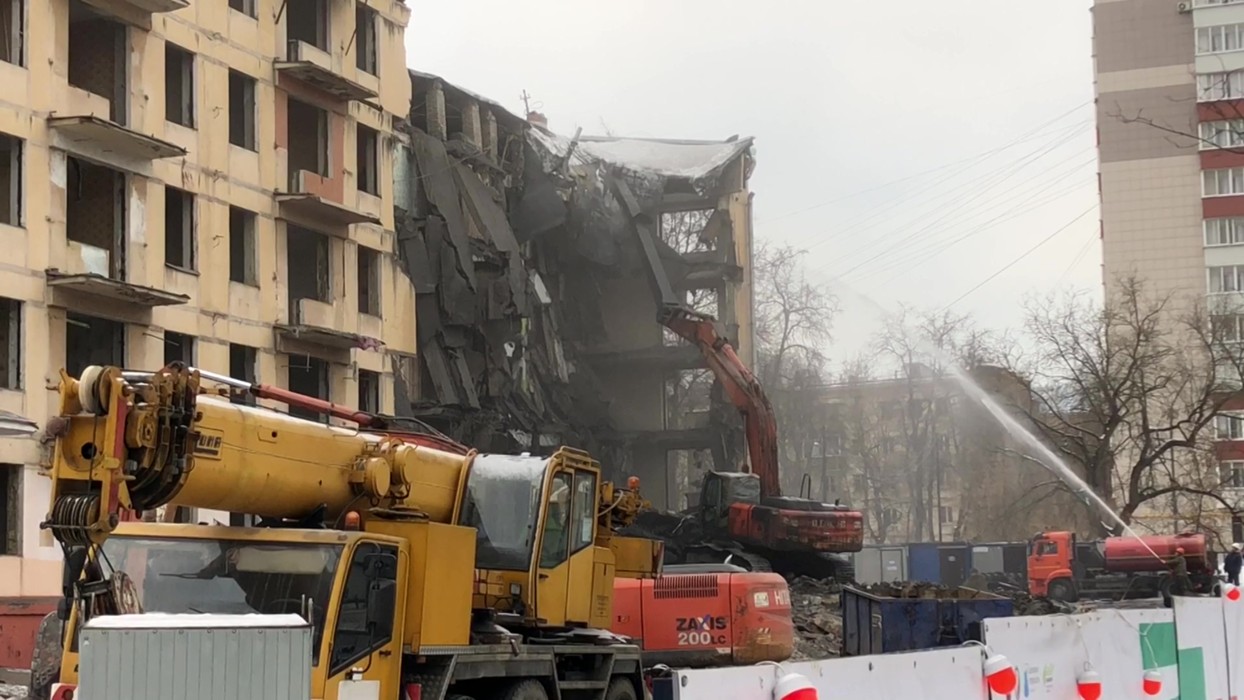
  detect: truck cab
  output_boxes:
[1027,531,1077,600]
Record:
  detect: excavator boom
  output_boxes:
[662,307,781,498]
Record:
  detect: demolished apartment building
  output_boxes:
[393,71,756,509]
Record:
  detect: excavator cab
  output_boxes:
[698,471,761,531]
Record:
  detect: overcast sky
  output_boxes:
[408,0,1098,363]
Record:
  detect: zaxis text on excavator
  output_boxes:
[35,364,664,700]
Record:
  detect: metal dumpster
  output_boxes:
[839,585,1014,656]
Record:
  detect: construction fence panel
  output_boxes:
[1172,596,1231,700]
[983,609,1180,700]
[668,601,1244,700]
[669,646,988,700]
[1227,592,1244,696]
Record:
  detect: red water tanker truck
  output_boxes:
[1027,530,1220,603]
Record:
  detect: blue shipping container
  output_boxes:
[839,586,1014,656]
[906,543,942,583]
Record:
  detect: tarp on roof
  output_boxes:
[528,128,753,185]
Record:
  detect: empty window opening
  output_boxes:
[686,287,719,318]
[288,99,329,183]
[164,186,195,270]
[229,70,257,151]
[357,245,380,315]
[229,206,257,286]
[358,369,379,413]
[162,331,195,367]
[287,355,329,422]
[66,157,126,279]
[0,0,21,68]
[667,449,713,511]
[356,125,379,195]
[66,313,124,379]
[228,0,256,18]
[287,226,330,322]
[68,1,127,125]
[445,99,464,140]
[664,368,713,430]
[0,133,19,226]
[164,43,195,128]
[0,464,18,555]
[355,4,377,75]
[660,209,716,256]
[0,298,18,390]
[229,343,257,406]
[288,0,328,51]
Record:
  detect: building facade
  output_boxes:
[0,0,412,599]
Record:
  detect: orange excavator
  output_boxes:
[611,173,864,581]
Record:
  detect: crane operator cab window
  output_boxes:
[460,454,550,571]
[94,535,341,663]
[540,470,597,569]
[329,541,399,675]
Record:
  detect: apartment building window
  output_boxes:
[229,70,257,151]
[1209,265,1244,293]
[1200,120,1244,150]
[164,186,195,270]
[358,369,379,413]
[0,133,19,227]
[0,298,18,390]
[1223,460,1244,488]
[288,99,329,179]
[1198,23,1244,55]
[1199,72,1244,102]
[228,0,256,18]
[289,0,329,52]
[357,125,379,195]
[288,226,330,322]
[1216,413,1244,440]
[0,464,17,555]
[229,343,257,405]
[229,206,257,286]
[1213,313,1244,342]
[163,331,195,367]
[938,505,954,524]
[355,4,378,75]
[1206,218,1244,247]
[357,246,380,315]
[1204,167,1244,196]
[66,313,124,378]
[164,43,195,128]
[288,356,329,423]
[1,0,23,67]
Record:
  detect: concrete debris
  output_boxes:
[788,576,843,660]
[0,682,28,700]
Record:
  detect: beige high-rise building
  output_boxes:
[0,0,413,601]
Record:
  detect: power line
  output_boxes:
[941,204,1099,310]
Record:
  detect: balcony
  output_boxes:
[48,243,188,306]
[275,41,376,103]
[80,0,188,17]
[278,171,379,230]
[50,115,185,163]
[275,299,381,353]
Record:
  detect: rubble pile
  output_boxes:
[788,576,843,660]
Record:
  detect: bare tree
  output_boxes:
[1016,277,1244,537]
[749,242,840,495]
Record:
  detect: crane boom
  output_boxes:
[44,365,471,548]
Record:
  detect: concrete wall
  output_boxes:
[0,0,412,596]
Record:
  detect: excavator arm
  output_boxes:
[608,173,781,499]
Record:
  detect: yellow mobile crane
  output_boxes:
[36,364,662,700]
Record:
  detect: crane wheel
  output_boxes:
[499,679,549,700]
[605,678,639,700]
